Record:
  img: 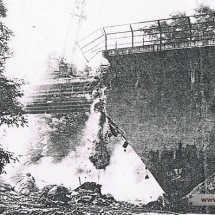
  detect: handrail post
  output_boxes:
[187,16,192,42]
[103,27,107,51]
[158,20,162,51]
[130,24,134,47]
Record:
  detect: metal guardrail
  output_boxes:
[78,13,215,61]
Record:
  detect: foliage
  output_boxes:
[165,12,190,43]
[0,0,6,18]
[0,148,18,174]
[141,5,215,45]
[0,1,27,174]
[194,4,215,15]
[193,5,215,40]
[0,77,27,127]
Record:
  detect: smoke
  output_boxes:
[0,84,164,204]
[0,92,105,185]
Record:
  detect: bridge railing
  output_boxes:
[78,13,215,60]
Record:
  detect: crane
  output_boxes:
[25,0,110,114]
[24,0,101,114]
[59,0,87,76]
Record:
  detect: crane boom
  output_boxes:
[71,0,86,62]
[61,0,86,66]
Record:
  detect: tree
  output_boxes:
[0,78,27,127]
[141,12,190,46]
[141,5,215,46]
[193,5,215,41]
[0,1,27,174]
[165,12,190,43]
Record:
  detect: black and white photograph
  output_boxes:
[1,0,215,214]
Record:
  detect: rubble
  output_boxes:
[16,173,38,195]
[40,184,70,202]
[74,182,102,194]
[88,94,129,170]
[89,140,110,169]
[89,87,112,169]
[0,182,14,192]
[0,180,170,214]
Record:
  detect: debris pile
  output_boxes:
[0,178,169,214]
[0,181,14,192]
[16,173,38,195]
[40,184,70,203]
[89,139,110,169]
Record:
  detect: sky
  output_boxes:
[3,0,215,83]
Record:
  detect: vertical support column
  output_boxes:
[189,56,196,117]
[199,48,206,119]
